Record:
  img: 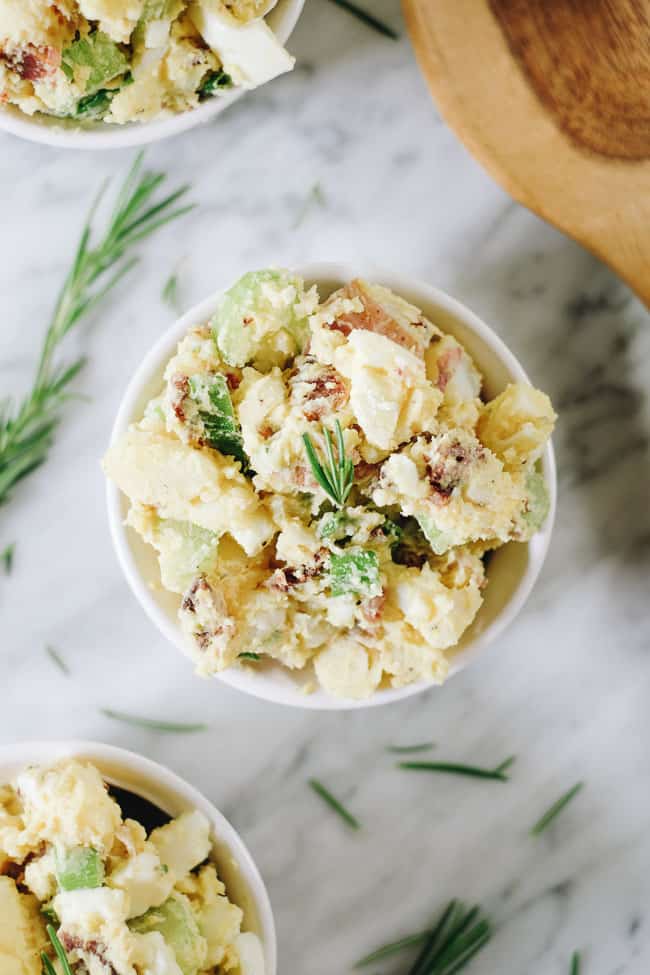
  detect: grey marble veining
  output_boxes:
[1,2,650,972]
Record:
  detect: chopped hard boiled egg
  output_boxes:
[104,269,555,699]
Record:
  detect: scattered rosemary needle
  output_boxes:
[45,645,70,675]
[531,782,584,835]
[570,950,581,975]
[325,0,399,40]
[238,652,262,661]
[162,268,181,312]
[398,757,516,782]
[302,420,355,507]
[42,924,73,975]
[1,542,14,573]
[0,152,193,508]
[101,708,208,734]
[387,742,435,754]
[309,778,360,830]
[293,182,326,228]
[355,900,492,974]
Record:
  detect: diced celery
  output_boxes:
[62,32,129,94]
[329,549,381,598]
[56,847,104,891]
[521,471,550,535]
[416,515,452,555]
[189,374,247,467]
[157,519,220,593]
[198,69,233,100]
[318,510,353,540]
[130,894,205,975]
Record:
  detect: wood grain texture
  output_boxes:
[403,0,650,307]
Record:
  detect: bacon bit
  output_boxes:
[362,591,386,622]
[225,371,241,390]
[434,345,463,392]
[258,423,274,440]
[60,933,118,974]
[302,369,348,421]
[181,575,212,614]
[7,45,61,81]
[335,280,423,356]
[266,549,327,591]
[293,464,311,487]
[242,316,253,326]
[425,440,474,502]
[326,319,352,336]
[170,373,190,422]
[354,459,380,482]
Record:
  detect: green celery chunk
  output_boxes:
[329,548,381,598]
[76,88,113,117]
[521,471,550,535]
[130,895,204,975]
[198,69,233,100]
[62,31,128,94]
[156,519,220,592]
[416,514,452,555]
[212,269,311,368]
[189,374,247,467]
[318,509,354,540]
[56,847,104,891]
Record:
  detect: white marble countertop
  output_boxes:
[1,2,650,973]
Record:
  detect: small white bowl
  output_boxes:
[0,0,304,150]
[106,262,557,710]
[0,739,277,975]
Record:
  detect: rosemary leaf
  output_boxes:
[531,782,584,836]
[325,0,399,39]
[354,929,429,967]
[45,925,74,975]
[45,645,70,676]
[309,778,360,830]
[1,542,14,573]
[302,421,354,508]
[162,270,180,311]
[101,708,208,734]
[398,759,515,782]
[0,152,193,508]
[238,652,262,661]
[570,950,581,975]
[387,742,435,754]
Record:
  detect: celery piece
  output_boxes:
[416,514,452,555]
[198,69,233,100]
[189,374,247,466]
[62,31,128,94]
[130,895,204,975]
[521,471,550,534]
[56,847,104,891]
[329,548,381,598]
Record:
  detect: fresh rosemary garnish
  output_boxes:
[399,756,515,781]
[46,645,70,675]
[302,421,354,508]
[326,0,399,39]
[0,153,193,507]
[570,951,581,975]
[356,900,492,973]
[1,542,14,573]
[398,756,515,781]
[309,778,360,830]
[101,708,208,733]
[42,924,73,975]
[531,782,584,835]
[238,652,262,661]
[387,742,435,754]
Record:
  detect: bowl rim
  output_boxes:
[0,0,304,150]
[0,738,277,974]
[105,261,557,710]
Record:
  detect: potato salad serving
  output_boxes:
[0,0,293,125]
[0,758,262,975]
[104,269,556,699]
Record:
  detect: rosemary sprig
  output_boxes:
[302,421,354,508]
[1,542,14,573]
[570,951,581,975]
[101,708,208,733]
[398,757,516,782]
[42,925,73,975]
[387,742,435,754]
[356,901,492,974]
[531,782,584,835]
[309,778,360,830]
[46,644,70,675]
[0,152,193,507]
[325,0,399,39]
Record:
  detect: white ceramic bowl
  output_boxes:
[0,739,276,974]
[0,0,304,150]
[106,262,557,710]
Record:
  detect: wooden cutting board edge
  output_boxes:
[402,0,650,307]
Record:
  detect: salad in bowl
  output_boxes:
[104,266,556,704]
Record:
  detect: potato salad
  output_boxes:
[0,0,293,125]
[104,270,556,699]
[0,758,262,975]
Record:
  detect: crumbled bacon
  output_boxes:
[181,575,210,614]
[225,371,241,390]
[266,549,327,591]
[354,459,380,482]
[242,316,253,326]
[258,423,274,440]
[60,933,118,975]
[302,368,348,421]
[425,440,476,503]
[362,591,386,622]
[332,280,423,356]
[434,345,462,392]
[4,45,60,81]
[170,373,190,422]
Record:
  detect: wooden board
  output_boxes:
[403,0,650,307]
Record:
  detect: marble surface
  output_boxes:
[1,2,650,972]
